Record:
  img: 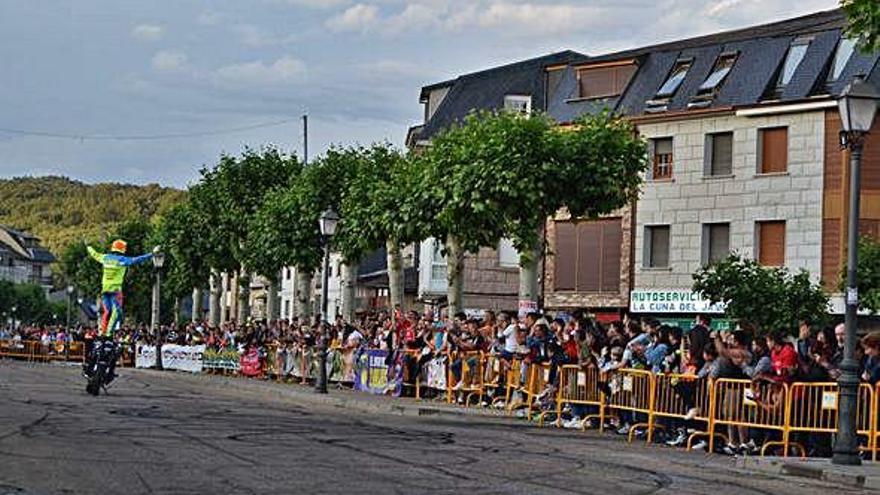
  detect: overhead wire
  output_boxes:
[0,119,294,141]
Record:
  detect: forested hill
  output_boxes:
[0,176,184,256]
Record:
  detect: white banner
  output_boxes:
[136,344,206,373]
[629,289,726,314]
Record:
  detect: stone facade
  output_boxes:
[543,206,633,310]
[634,109,826,290]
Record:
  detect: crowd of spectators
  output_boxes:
[3,309,880,458]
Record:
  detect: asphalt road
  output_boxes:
[0,360,872,495]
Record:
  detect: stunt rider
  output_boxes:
[84,239,157,381]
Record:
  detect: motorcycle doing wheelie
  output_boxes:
[85,338,119,396]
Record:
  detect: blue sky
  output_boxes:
[0,0,838,187]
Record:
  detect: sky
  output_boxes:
[0,0,840,188]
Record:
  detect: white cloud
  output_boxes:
[196,11,223,26]
[151,50,188,71]
[214,56,307,86]
[131,24,164,42]
[233,24,299,47]
[285,0,350,7]
[326,3,380,32]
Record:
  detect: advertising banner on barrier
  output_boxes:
[353,349,400,395]
[135,344,205,373]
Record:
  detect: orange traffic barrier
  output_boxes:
[650,373,713,446]
[502,358,526,413]
[447,351,484,406]
[553,365,604,428]
[708,378,799,456]
[482,354,504,404]
[603,369,655,442]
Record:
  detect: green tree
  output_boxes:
[195,147,300,323]
[693,254,830,336]
[334,143,417,317]
[414,110,648,314]
[841,236,880,314]
[842,0,880,53]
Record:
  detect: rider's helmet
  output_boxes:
[110,239,127,254]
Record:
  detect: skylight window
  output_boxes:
[656,60,691,98]
[829,37,857,81]
[698,53,737,93]
[778,38,810,87]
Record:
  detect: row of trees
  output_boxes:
[0,281,67,327]
[120,110,648,324]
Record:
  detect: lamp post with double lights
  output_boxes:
[832,76,879,466]
[151,250,166,370]
[315,207,339,394]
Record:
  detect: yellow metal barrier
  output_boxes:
[651,373,714,447]
[400,348,422,399]
[709,379,801,456]
[482,354,504,405]
[0,340,37,361]
[503,358,526,413]
[603,369,655,442]
[857,383,876,461]
[554,365,604,428]
[447,351,484,406]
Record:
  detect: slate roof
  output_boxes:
[553,8,879,121]
[0,225,55,263]
[419,50,587,139]
[416,9,879,133]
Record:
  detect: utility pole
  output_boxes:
[302,114,309,165]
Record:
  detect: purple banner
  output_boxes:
[353,349,401,396]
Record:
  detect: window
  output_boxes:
[577,62,637,99]
[554,218,622,292]
[651,137,674,180]
[702,223,730,265]
[829,38,857,82]
[656,60,691,98]
[545,67,565,108]
[705,132,733,176]
[503,95,531,114]
[757,221,786,266]
[699,53,737,93]
[777,38,810,88]
[430,239,446,282]
[758,127,788,174]
[283,300,290,319]
[498,238,519,267]
[644,225,670,268]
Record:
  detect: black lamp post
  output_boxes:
[833,76,879,466]
[315,207,339,394]
[152,250,166,370]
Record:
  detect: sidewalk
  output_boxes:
[737,456,880,490]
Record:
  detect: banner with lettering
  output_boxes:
[353,349,400,396]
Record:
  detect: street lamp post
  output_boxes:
[66,285,74,330]
[315,207,340,394]
[10,306,16,331]
[152,250,166,370]
[833,76,879,466]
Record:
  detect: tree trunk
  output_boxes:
[342,261,358,322]
[173,297,181,326]
[237,271,251,324]
[209,270,221,326]
[220,272,232,323]
[386,239,405,314]
[266,277,279,321]
[446,234,465,317]
[192,287,203,323]
[295,269,313,320]
[518,242,541,319]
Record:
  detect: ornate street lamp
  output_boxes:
[152,250,166,370]
[315,207,339,394]
[833,76,879,466]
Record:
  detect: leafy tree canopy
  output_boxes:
[693,254,829,336]
[841,236,880,314]
[842,0,880,53]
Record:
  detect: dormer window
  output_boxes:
[777,38,810,88]
[503,94,531,114]
[657,59,692,98]
[645,58,691,113]
[576,60,637,99]
[828,37,857,82]
[689,52,737,108]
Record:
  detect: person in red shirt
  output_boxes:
[766,331,798,383]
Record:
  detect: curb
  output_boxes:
[737,456,879,489]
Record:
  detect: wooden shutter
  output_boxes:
[578,64,637,99]
[576,222,601,292]
[653,138,674,179]
[600,219,622,292]
[760,128,788,173]
[758,221,786,266]
[554,221,576,290]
